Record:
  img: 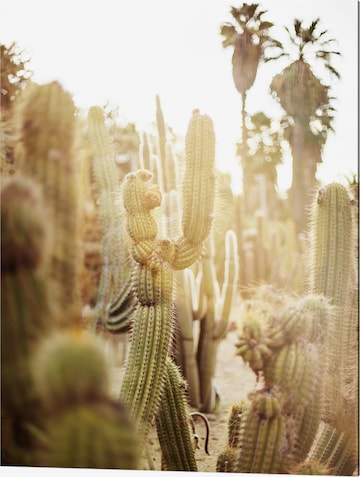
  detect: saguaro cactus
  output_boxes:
[119,110,216,441]
[14,81,81,326]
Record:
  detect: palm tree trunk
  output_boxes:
[240,92,251,213]
[290,121,307,233]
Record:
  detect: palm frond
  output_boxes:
[263,52,289,62]
[258,21,274,31]
[220,23,238,47]
[324,63,341,79]
[309,18,320,35]
[294,19,303,37]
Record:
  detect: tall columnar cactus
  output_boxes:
[1,175,56,465]
[87,106,135,330]
[32,329,140,469]
[119,110,216,441]
[305,183,358,475]
[14,81,81,326]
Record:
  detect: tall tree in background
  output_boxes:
[1,42,32,174]
[270,18,340,232]
[239,111,284,216]
[220,3,282,212]
[1,42,32,112]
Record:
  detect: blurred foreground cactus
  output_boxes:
[32,329,140,469]
[14,81,82,326]
[1,175,56,464]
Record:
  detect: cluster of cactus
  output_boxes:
[1,82,141,469]
[117,109,216,448]
[305,183,358,475]
[235,201,305,295]
[136,97,240,413]
[217,289,332,473]
[218,182,358,475]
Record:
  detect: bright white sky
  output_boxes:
[1,0,358,195]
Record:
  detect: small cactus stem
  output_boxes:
[139,132,152,170]
[217,229,239,338]
[174,269,202,408]
[155,95,167,183]
[227,400,249,448]
[216,447,239,472]
[155,357,198,471]
[87,106,131,327]
[236,405,287,473]
[164,141,179,192]
[15,81,81,325]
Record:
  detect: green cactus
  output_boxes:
[305,183,358,475]
[87,106,134,331]
[229,289,332,473]
[14,81,81,326]
[32,329,140,469]
[119,110,216,441]
[1,175,56,464]
[196,230,239,412]
[155,356,198,471]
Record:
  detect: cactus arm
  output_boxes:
[155,357,198,471]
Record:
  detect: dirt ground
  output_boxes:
[106,317,258,473]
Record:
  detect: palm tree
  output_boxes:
[270,18,340,232]
[220,3,282,211]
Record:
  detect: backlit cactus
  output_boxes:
[230,288,331,473]
[305,183,358,475]
[14,81,81,326]
[87,106,134,330]
[119,110,216,441]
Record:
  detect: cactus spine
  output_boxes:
[119,111,216,441]
[14,81,81,326]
